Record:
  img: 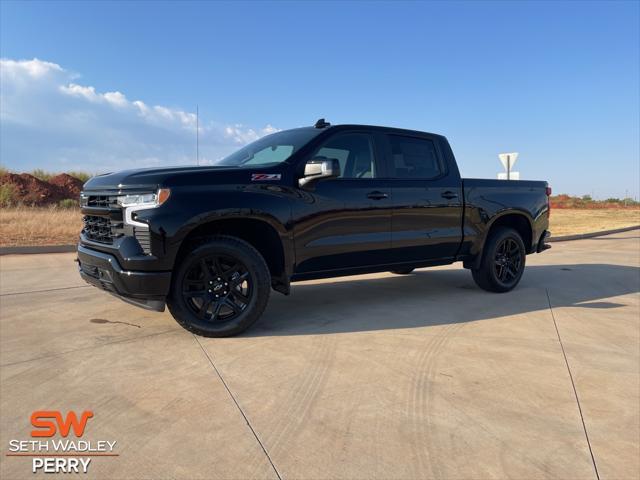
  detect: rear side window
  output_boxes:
[313,133,377,179]
[388,135,442,179]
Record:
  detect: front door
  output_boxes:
[292,132,393,274]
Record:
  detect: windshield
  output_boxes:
[215,128,321,167]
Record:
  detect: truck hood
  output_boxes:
[83,165,248,191]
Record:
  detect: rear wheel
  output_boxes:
[167,236,270,337]
[471,227,526,292]
[390,268,415,275]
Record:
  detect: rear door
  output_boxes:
[382,133,463,262]
[292,131,393,273]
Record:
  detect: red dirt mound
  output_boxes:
[49,173,84,199]
[0,173,67,206]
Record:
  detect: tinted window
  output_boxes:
[314,133,377,179]
[244,145,294,165]
[389,135,442,178]
[216,128,321,167]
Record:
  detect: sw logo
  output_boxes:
[6,410,117,474]
[31,410,94,438]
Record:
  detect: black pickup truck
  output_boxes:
[77,120,551,337]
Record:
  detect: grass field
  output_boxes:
[0,206,82,247]
[0,206,639,247]
[550,208,640,236]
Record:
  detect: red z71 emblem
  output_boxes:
[251,173,281,181]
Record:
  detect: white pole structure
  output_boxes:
[196,105,199,166]
[498,152,519,180]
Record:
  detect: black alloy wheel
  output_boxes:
[493,238,522,285]
[168,236,271,337]
[471,226,526,293]
[182,255,252,323]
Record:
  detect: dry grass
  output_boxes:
[550,208,640,236]
[0,206,82,247]
[0,206,638,247]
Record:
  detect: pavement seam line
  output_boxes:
[0,285,91,296]
[193,335,283,480]
[546,288,600,480]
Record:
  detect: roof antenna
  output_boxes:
[314,118,330,128]
[196,105,199,166]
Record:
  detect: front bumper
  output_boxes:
[77,245,171,312]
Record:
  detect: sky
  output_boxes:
[1,0,638,199]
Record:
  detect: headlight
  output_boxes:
[119,188,171,228]
[117,189,171,207]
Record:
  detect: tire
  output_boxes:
[167,236,271,337]
[390,268,415,275]
[471,227,526,293]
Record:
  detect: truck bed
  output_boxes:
[460,178,550,259]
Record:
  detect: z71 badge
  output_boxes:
[251,173,282,181]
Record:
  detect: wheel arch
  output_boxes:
[174,214,292,294]
[465,210,534,270]
[486,211,534,252]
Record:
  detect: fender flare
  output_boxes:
[467,209,535,270]
[172,208,294,277]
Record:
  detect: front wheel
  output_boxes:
[167,236,271,337]
[471,227,526,293]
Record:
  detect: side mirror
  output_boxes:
[298,157,340,188]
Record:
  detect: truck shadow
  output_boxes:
[246,263,640,337]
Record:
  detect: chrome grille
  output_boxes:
[82,215,124,244]
[83,216,113,243]
[81,192,151,254]
[87,195,119,208]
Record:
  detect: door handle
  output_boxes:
[367,191,389,200]
[441,191,458,199]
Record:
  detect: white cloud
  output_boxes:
[102,91,128,107]
[1,58,63,79]
[224,124,279,144]
[60,83,100,102]
[0,58,277,172]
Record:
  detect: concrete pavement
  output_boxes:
[1,231,638,479]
